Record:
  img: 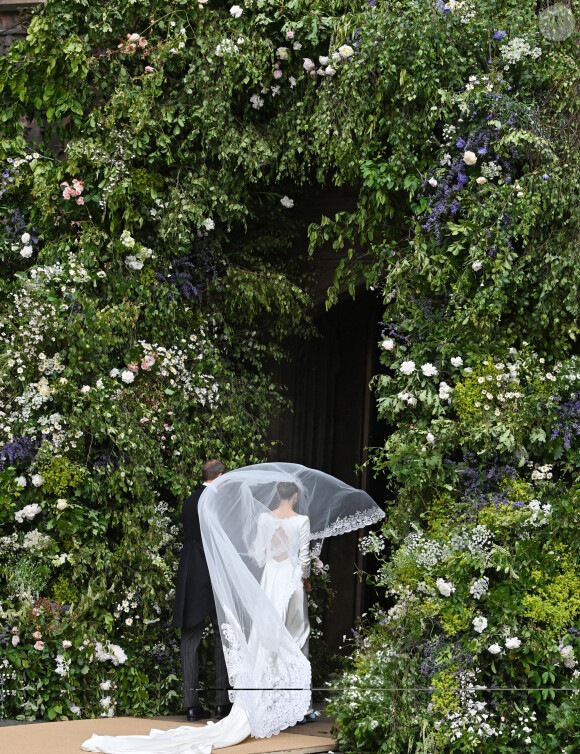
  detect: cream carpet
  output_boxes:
[0,716,335,754]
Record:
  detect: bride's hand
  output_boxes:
[303,578,312,593]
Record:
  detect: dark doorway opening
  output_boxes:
[269,289,386,650]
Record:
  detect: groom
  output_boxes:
[173,459,231,721]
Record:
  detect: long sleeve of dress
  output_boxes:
[299,517,311,578]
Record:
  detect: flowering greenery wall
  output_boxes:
[1,0,580,747]
[306,0,580,752]
[0,0,327,721]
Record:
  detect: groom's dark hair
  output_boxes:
[277,481,299,501]
[202,459,226,481]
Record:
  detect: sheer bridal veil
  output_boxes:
[82,462,384,753]
[199,462,385,738]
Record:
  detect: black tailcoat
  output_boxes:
[172,485,215,628]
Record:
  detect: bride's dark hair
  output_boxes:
[277,481,299,501]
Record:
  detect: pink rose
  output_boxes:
[11,626,18,634]
[139,37,148,48]
[62,186,73,199]
[140,417,149,423]
[127,33,140,42]
[34,641,45,651]
[32,630,42,639]
[62,640,72,649]
[273,69,283,79]
[145,66,154,73]
[286,29,295,39]
[76,196,84,205]
[12,635,20,647]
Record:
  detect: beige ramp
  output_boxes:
[0,717,335,754]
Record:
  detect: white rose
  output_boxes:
[382,339,395,351]
[421,363,438,377]
[293,41,302,51]
[426,432,435,444]
[428,177,438,187]
[121,370,135,384]
[20,246,34,258]
[15,475,27,487]
[488,643,502,655]
[338,44,354,58]
[31,474,44,487]
[451,357,463,367]
[56,499,69,511]
[302,58,316,71]
[319,56,331,65]
[80,385,91,393]
[505,637,521,649]
[324,65,336,76]
[473,616,488,633]
[21,233,31,243]
[280,196,294,208]
[472,260,482,272]
[436,578,455,597]
[109,368,120,378]
[203,218,215,231]
[12,634,20,647]
[229,5,243,17]
[476,176,487,184]
[276,47,289,60]
[463,151,477,165]
[400,360,416,376]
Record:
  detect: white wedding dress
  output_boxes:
[82,463,384,754]
[82,515,311,754]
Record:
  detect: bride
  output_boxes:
[82,463,384,754]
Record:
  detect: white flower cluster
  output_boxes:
[442,669,500,744]
[559,644,577,669]
[469,575,489,599]
[21,530,54,552]
[481,161,502,179]
[14,503,42,524]
[94,641,127,666]
[359,532,386,556]
[530,463,553,482]
[215,38,239,57]
[99,695,116,717]
[439,381,452,401]
[397,390,417,406]
[500,37,542,67]
[525,498,552,527]
[121,231,154,271]
[113,590,138,620]
[508,705,537,745]
[403,530,451,568]
[12,231,34,259]
[55,654,71,677]
[449,525,493,556]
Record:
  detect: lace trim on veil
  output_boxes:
[221,607,311,739]
[310,508,385,545]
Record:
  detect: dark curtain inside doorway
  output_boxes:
[269,290,385,650]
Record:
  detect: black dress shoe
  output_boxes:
[186,705,210,721]
[214,703,233,718]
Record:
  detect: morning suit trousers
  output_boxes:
[181,610,229,708]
